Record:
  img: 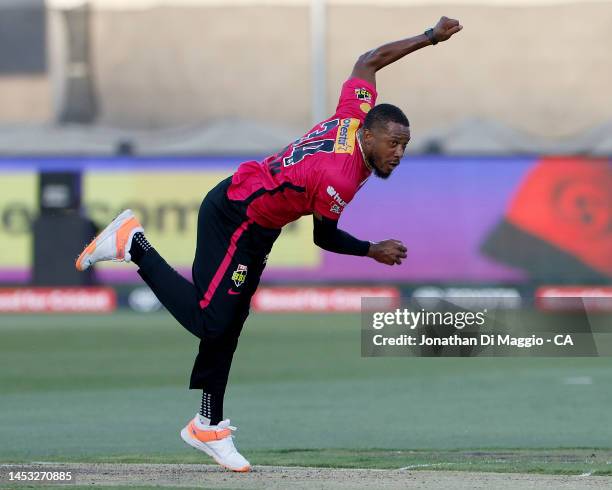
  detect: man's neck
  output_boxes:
[356,129,373,172]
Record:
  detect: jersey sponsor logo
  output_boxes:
[326,185,348,208]
[334,118,359,154]
[231,264,248,288]
[354,88,372,102]
[330,203,342,214]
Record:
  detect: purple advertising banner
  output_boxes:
[297,156,533,283]
[1,156,610,284]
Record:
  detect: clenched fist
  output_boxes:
[433,16,463,43]
[367,239,407,266]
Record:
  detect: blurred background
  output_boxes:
[0,0,611,463]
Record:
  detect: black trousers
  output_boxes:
[137,176,280,393]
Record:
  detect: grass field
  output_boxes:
[1,311,612,477]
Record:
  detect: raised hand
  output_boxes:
[433,16,463,43]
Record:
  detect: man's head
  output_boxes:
[360,104,411,179]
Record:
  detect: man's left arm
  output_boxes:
[351,16,463,86]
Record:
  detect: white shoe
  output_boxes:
[75,209,144,271]
[180,415,251,472]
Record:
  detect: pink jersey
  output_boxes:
[227,77,377,228]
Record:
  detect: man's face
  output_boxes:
[363,122,411,179]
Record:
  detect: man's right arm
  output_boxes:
[351,16,463,87]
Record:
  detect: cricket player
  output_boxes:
[76,16,462,472]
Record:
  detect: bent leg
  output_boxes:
[134,179,240,339]
[137,249,205,338]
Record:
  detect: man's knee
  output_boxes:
[202,316,238,341]
[185,307,232,340]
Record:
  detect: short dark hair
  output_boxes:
[363,103,410,132]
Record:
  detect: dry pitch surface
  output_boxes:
[2,464,612,489]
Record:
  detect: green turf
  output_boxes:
[1,311,612,467]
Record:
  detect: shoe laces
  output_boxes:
[215,420,240,450]
[217,419,237,432]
